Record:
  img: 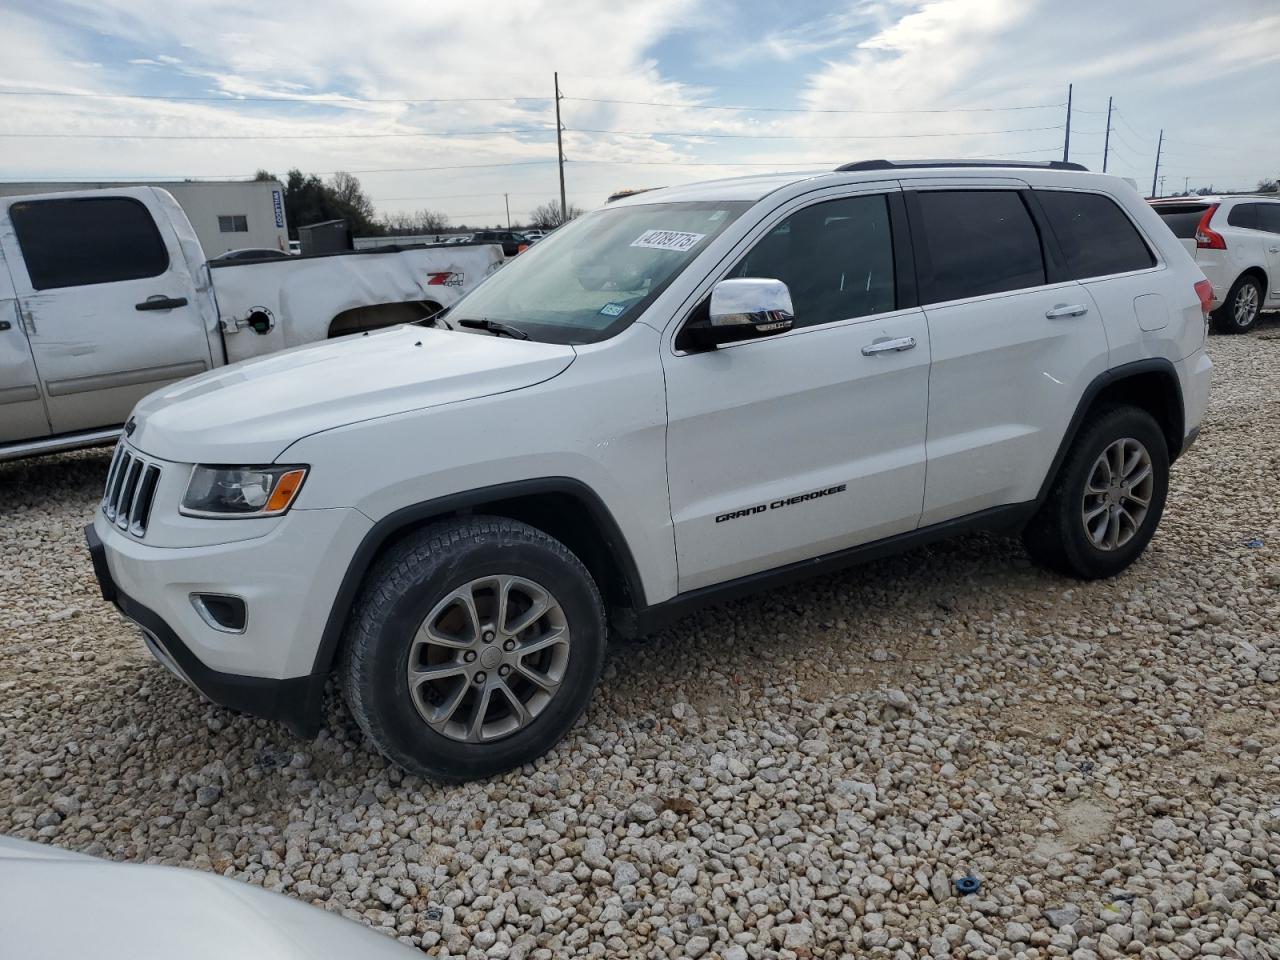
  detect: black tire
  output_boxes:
[1211,274,1263,334]
[1023,406,1169,580]
[340,516,606,782]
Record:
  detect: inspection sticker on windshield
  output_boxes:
[599,302,628,317]
[631,229,705,252]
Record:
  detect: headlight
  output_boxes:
[180,465,308,518]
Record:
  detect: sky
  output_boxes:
[1,0,1277,228]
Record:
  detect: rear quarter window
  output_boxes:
[1038,190,1156,280]
[1226,203,1261,230]
[9,196,169,290]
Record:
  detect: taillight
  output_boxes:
[1194,279,1213,317]
[426,272,453,286]
[1195,204,1225,249]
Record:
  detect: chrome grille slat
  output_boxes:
[100,444,163,539]
[115,460,142,530]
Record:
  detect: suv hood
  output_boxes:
[129,325,575,464]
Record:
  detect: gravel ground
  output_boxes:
[3,329,1280,959]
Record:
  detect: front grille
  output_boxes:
[102,444,162,538]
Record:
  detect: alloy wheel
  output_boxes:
[406,575,570,742]
[1234,283,1260,328]
[1081,437,1154,551]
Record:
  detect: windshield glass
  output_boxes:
[449,200,750,343]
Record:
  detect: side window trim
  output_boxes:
[1021,189,1072,285]
[669,184,909,354]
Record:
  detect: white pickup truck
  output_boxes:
[0,186,503,460]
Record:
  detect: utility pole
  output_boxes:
[1062,83,1073,163]
[1102,96,1113,173]
[1184,176,1189,195]
[504,193,511,229]
[554,72,567,222]
[1150,128,1163,198]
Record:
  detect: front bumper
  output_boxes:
[88,523,317,735]
[86,503,372,737]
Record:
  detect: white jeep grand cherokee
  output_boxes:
[88,160,1213,782]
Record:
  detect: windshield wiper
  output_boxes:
[457,318,530,340]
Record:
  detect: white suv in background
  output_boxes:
[1150,194,1280,332]
[88,160,1213,782]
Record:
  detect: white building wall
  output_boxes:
[0,180,289,257]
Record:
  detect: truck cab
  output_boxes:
[0,187,217,453]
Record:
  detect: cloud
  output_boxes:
[1,0,1276,223]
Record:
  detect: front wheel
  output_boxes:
[1212,275,1262,334]
[1023,406,1170,579]
[340,516,606,782]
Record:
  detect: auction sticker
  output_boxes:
[631,229,705,252]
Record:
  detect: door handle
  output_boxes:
[1268,246,1280,253]
[861,335,917,356]
[1045,303,1089,319]
[0,320,9,331]
[135,296,189,312]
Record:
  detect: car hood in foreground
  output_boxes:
[0,836,416,959]
[129,325,575,464]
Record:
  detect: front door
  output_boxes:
[663,189,931,592]
[0,244,50,443]
[0,193,213,434]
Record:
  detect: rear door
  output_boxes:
[905,184,1110,525]
[0,243,51,443]
[0,191,213,433]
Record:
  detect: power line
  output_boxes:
[566,124,1063,141]
[0,88,551,105]
[562,96,1066,114]
[0,127,556,141]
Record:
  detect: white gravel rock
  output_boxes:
[3,334,1280,957]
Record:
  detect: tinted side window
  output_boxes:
[1038,190,1156,279]
[10,197,169,290]
[1257,204,1280,234]
[1227,203,1260,229]
[730,194,895,328]
[915,191,1045,303]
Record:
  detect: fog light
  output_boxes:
[191,593,247,633]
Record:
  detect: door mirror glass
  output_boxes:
[686,278,795,349]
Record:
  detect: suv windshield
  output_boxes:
[449,201,750,343]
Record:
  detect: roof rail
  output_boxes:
[835,159,1089,173]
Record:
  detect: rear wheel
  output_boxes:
[1212,275,1262,334]
[1023,406,1169,579]
[340,516,606,782]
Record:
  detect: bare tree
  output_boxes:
[329,171,377,223]
[529,200,585,229]
[379,209,451,236]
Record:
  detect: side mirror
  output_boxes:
[684,278,795,350]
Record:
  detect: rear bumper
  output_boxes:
[85,524,321,737]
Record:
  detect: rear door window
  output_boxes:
[1038,190,1156,279]
[914,190,1045,304]
[729,193,896,328]
[9,197,169,290]
[1152,202,1209,240]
